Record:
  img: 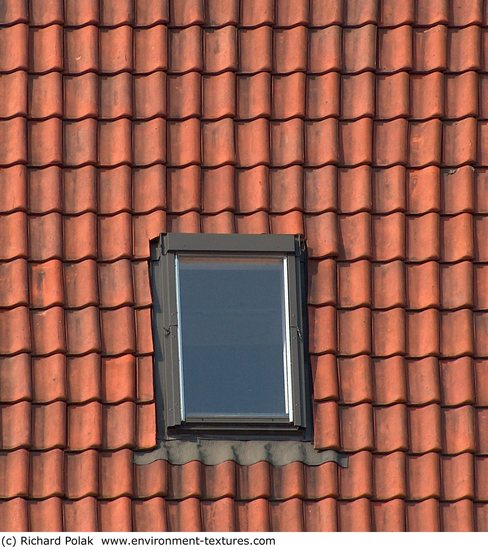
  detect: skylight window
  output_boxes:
[150,233,309,438]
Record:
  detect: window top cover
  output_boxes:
[150,233,310,439]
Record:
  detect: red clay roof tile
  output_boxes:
[441,500,474,531]
[0,307,30,356]
[407,261,440,309]
[373,309,405,357]
[29,498,63,531]
[0,24,27,72]
[373,356,407,405]
[409,404,442,453]
[337,260,370,309]
[374,452,406,500]
[338,498,371,531]
[314,400,340,450]
[29,73,62,119]
[376,72,409,120]
[307,73,340,119]
[0,259,28,308]
[340,404,374,451]
[30,449,63,498]
[32,355,66,404]
[373,261,405,309]
[344,25,377,73]
[441,453,474,501]
[407,499,440,531]
[338,356,372,404]
[407,452,440,500]
[407,357,440,406]
[133,498,167,532]
[237,73,271,120]
[341,73,374,120]
[414,26,448,72]
[406,309,440,357]
[270,499,304,531]
[308,26,341,73]
[99,497,132,531]
[64,497,98,532]
[0,449,28,498]
[0,354,31,403]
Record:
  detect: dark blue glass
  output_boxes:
[177,256,289,418]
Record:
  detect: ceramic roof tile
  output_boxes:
[272,73,305,120]
[311,353,339,402]
[374,356,407,405]
[67,401,102,450]
[414,26,448,73]
[203,73,235,120]
[204,27,237,73]
[341,73,374,120]
[236,119,269,167]
[372,261,405,309]
[0,449,28,498]
[0,118,26,166]
[29,26,63,73]
[375,120,408,167]
[378,26,412,73]
[337,356,372,404]
[406,309,440,357]
[374,452,406,500]
[449,26,481,72]
[0,354,31,403]
[373,309,406,357]
[237,73,271,120]
[0,307,30,356]
[308,305,336,354]
[440,357,474,407]
[98,497,132,531]
[407,213,440,262]
[373,167,406,215]
[407,453,440,500]
[31,354,65,404]
[66,354,100,404]
[30,0,63,27]
[411,73,444,121]
[308,26,341,73]
[305,119,338,167]
[314,400,340,450]
[338,499,371,531]
[28,73,62,120]
[441,500,474,531]
[30,449,63,498]
[0,24,27,72]
[340,404,374,451]
[202,119,235,167]
[409,404,442,453]
[133,498,167,532]
[407,357,440,406]
[338,213,371,260]
[63,497,98,532]
[0,259,27,308]
[443,406,476,453]
[337,260,370,309]
[29,498,63,531]
[441,262,473,309]
[343,25,377,74]
[407,262,440,310]
[307,73,340,119]
[0,0,27,24]
[475,360,488,406]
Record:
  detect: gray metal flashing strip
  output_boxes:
[134,440,348,468]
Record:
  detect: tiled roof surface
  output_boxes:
[1,0,488,532]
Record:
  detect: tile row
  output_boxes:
[1,0,488,30]
[0,401,155,451]
[2,210,488,262]
[1,495,488,532]
[7,71,488,123]
[0,353,154,405]
[2,165,488,217]
[2,400,488,453]
[1,258,487,311]
[309,307,488,357]
[4,117,488,168]
[0,305,155,356]
[314,402,488,453]
[4,71,488,123]
[5,450,488,504]
[3,24,488,76]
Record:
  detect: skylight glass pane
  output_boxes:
[176,255,290,419]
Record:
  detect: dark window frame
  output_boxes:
[150,233,311,440]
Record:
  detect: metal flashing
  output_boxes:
[134,439,348,468]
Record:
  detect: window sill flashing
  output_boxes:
[134,438,348,468]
